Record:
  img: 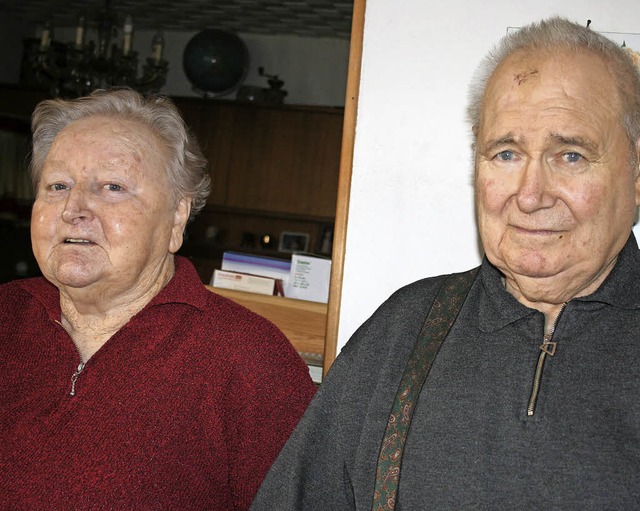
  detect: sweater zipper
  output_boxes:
[527,303,566,417]
[70,362,85,397]
[53,319,86,397]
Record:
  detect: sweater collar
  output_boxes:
[146,256,210,311]
[18,255,210,322]
[477,232,640,332]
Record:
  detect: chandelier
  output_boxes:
[26,0,168,97]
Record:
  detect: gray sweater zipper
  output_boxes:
[527,303,567,416]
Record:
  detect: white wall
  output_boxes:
[337,0,640,352]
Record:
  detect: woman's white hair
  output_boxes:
[30,88,211,220]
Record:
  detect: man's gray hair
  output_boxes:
[30,88,211,220]
[467,17,640,146]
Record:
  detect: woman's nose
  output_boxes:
[61,187,93,224]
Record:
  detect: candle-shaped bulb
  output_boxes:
[151,31,164,64]
[123,15,133,56]
[40,20,52,50]
[75,15,85,49]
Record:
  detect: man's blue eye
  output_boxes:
[496,150,514,161]
[106,184,123,191]
[564,152,582,163]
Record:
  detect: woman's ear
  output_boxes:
[169,197,192,254]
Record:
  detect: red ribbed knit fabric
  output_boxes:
[0,256,316,510]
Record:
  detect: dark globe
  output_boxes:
[182,29,249,97]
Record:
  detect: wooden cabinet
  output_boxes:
[224,106,342,217]
[173,97,343,218]
[174,97,343,285]
[174,99,236,206]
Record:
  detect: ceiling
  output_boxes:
[1,0,354,39]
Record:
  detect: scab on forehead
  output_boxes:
[513,69,539,85]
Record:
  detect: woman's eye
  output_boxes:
[50,183,67,191]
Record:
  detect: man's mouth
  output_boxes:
[511,224,561,235]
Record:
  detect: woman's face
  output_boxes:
[31,115,190,296]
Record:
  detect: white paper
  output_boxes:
[286,254,331,303]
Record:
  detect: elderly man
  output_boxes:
[249,17,640,510]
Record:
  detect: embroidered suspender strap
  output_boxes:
[371,267,479,511]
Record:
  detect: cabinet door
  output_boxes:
[225,106,342,218]
[174,99,235,206]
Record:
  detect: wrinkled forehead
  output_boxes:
[58,115,160,151]
[50,116,168,168]
[480,48,623,127]
[487,48,619,100]
[44,115,170,182]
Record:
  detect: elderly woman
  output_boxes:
[0,89,316,510]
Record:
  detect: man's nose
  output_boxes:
[515,158,556,213]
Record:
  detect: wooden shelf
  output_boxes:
[200,204,335,224]
[207,286,327,361]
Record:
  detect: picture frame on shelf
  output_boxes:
[278,231,310,253]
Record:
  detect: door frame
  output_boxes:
[323,0,366,375]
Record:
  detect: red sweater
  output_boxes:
[0,257,316,510]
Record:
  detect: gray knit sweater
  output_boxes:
[251,234,640,510]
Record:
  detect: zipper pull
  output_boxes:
[539,329,558,356]
[70,362,85,396]
[539,341,557,356]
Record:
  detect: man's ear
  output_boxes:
[169,197,191,254]
[634,138,640,207]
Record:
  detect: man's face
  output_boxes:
[475,49,640,305]
[31,115,189,297]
